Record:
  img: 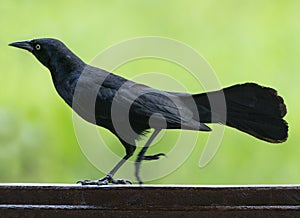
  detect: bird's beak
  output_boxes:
[9,40,33,52]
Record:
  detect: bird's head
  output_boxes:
[9,38,85,75]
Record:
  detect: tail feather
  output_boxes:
[190,83,288,143]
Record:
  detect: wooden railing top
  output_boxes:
[1,184,300,217]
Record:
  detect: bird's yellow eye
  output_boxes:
[35,44,41,50]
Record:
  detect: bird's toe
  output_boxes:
[77,175,131,185]
[142,153,166,161]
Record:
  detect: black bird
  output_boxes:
[9,38,288,185]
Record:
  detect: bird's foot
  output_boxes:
[77,174,132,185]
[142,153,166,161]
[134,153,166,184]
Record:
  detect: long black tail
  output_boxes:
[191,83,288,143]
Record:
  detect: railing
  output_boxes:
[1,184,300,217]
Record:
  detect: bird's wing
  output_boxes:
[114,82,207,129]
[75,67,209,130]
[71,67,116,122]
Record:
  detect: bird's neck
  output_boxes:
[49,53,86,84]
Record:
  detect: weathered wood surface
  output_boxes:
[1,184,300,217]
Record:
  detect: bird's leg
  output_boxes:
[78,144,135,185]
[135,129,162,184]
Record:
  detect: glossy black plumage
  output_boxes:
[9,38,288,184]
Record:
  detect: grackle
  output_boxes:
[9,38,288,185]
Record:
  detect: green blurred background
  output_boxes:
[0,0,299,184]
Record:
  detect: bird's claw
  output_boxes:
[77,179,109,185]
[77,174,132,185]
[142,153,166,161]
[134,153,166,184]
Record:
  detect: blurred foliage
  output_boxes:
[0,0,299,184]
